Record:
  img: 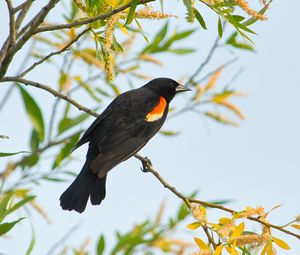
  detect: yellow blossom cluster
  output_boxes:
[235,206,265,218]
[217,218,235,238]
[135,7,175,20]
[103,13,121,80]
[191,203,208,225]
[191,250,212,255]
[230,234,264,247]
[235,0,267,20]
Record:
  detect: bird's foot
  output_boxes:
[140,157,152,173]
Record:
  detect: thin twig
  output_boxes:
[46,222,82,255]
[19,27,91,77]
[14,0,35,13]
[186,35,221,86]
[134,153,300,241]
[0,0,59,78]
[5,0,16,48]
[35,0,154,34]
[15,0,34,32]
[203,226,217,249]
[0,77,99,117]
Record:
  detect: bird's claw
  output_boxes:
[141,157,152,173]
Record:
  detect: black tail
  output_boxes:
[60,155,107,213]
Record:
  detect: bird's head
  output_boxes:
[144,77,191,102]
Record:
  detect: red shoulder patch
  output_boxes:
[145,96,167,122]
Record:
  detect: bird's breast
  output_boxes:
[145,96,167,122]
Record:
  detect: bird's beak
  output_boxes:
[176,84,191,93]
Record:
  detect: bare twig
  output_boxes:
[135,153,300,241]
[5,0,16,48]
[15,0,34,32]
[46,222,82,255]
[14,0,35,13]
[19,27,91,77]
[35,0,154,34]
[186,35,221,86]
[203,226,217,249]
[0,0,59,78]
[0,77,99,117]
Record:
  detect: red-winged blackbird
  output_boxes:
[60,78,190,213]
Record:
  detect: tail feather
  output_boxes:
[60,158,107,213]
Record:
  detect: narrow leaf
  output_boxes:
[18,85,45,141]
[96,235,105,255]
[187,222,201,230]
[272,236,290,250]
[218,17,223,38]
[230,222,245,239]
[25,224,35,255]
[194,237,210,250]
[291,224,300,230]
[0,218,24,236]
[193,8,207,29]
[124,0,139,25]
[213,245,224,255]
[4,196,35,217]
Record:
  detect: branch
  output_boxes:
[134,154,300,241]
[0,0,59,78]
[19,27,91,77]
[14,0,35,13]
[5,0,16,48]
[186,34,220,86]
[0,77,99,118]
[15,0,34,32]
[35,0,154,34]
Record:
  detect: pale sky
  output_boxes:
[0,1,299,254]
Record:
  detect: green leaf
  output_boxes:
[18,85,45,141]
[232,15,245,23]
[226,32,254,52]
[135,18,149,43]
[159,29,196,51]
[25,224,35,255]
[159,130,180,136]
[0,192,14,221]
[52,133,80,169]
[177,203,189,221]
[4,196,35,217]
[58,113,90,135]
[30,129,40,151]
[167,48,195,54]
[0,218,24,236]
[193,8,207,29]
[96,235,105,255]
[124,0,139,25]
[141,22,168,54]
[0,151,29,157]
[0,135,9,139]
[20,154,39,168]
[217,17,223,38]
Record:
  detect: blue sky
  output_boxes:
[0,1,299,254]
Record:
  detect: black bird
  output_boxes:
[60,78,190,213]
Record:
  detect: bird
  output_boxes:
[60,77,190,213]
